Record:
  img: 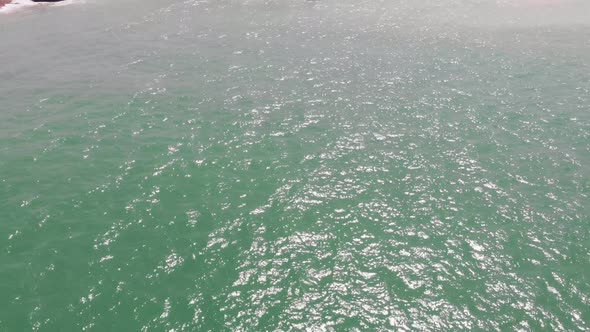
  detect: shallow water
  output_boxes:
[1,0,589,330]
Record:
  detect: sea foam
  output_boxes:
[0,0,82,14]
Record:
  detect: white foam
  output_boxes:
[0,0,35,14]
[0,0,82,14]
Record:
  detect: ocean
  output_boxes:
[1,0,589,330]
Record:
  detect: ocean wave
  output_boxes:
[0,0,82,14]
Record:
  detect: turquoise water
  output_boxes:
[1,0,589,330]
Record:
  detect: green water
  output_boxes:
[1,0,589,330]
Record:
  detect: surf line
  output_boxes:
[1,0,65,8]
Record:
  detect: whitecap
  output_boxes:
[0,0,82,14]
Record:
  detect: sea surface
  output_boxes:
[1,0,589,330]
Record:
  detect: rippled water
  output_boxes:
[1,0,589,330]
